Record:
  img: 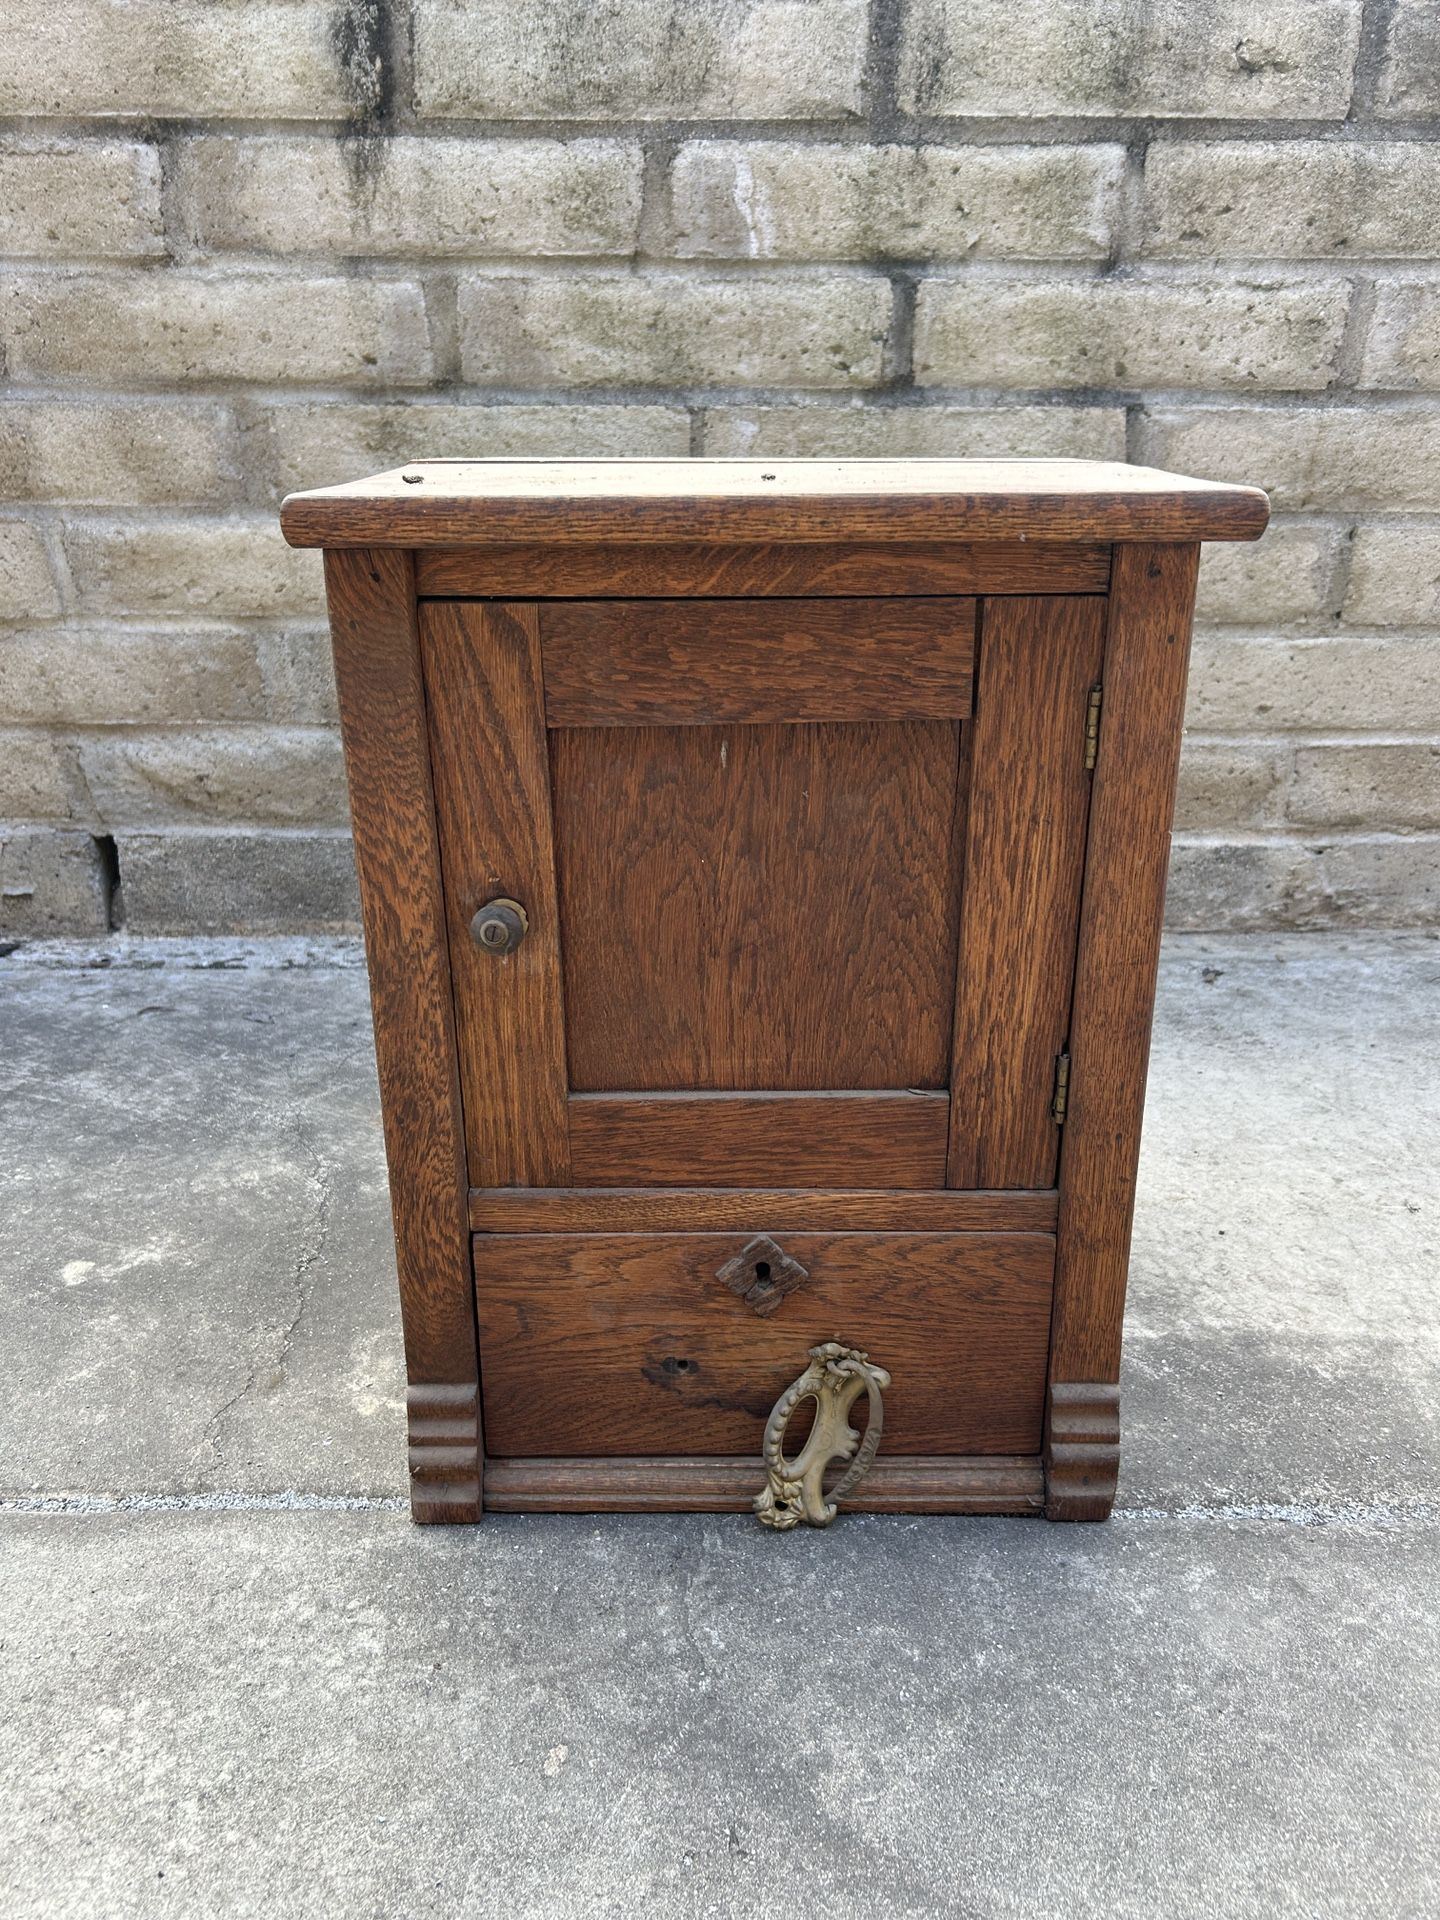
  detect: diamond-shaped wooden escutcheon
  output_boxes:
[715,1235,810,1317]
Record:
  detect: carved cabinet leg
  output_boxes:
[1043,1382,1120,1521]
[407,1382,482,1524]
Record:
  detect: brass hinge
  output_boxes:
[1083,684,1103,771]
[1051,1050,1072,1126]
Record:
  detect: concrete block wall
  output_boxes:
[1,0,1437,934]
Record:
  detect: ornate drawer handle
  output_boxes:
[754,1341,891,1531]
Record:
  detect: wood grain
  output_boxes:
[322,551,478,1508]
[552,719,962,1091]
[472,1232,1055,1455]
[468,1186,1059,1233]
[1051,543,1201,1397]
[566,1092,950,1188]
[281,458,1270,548]
[947,596,1106,1188]
[414,541,1110,599]
[540,597,975,727]
[420,599,570,1186]
[482,1453,1045,1514]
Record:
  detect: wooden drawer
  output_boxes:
[473,1231,1054,1457]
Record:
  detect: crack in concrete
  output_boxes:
[193,1363,262,1474]
[274,1119,333,1383]
[192,1095,334,1474]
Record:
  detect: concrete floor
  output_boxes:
[1,933,1436,1918]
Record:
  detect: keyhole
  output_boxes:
[754,1261,772,1283]
[663,1356,695,1375]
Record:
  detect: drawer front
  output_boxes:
[474,1231,1053,1457]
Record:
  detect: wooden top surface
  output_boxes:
[280,458,1268,549]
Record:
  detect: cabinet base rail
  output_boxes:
[481,1453,1044,1514]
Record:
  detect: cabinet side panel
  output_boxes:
[420,600,571,1186]
[948,595,1106,1188]
[323,549,479,1522]
[1047,543,1200,1516]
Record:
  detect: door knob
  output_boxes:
[470,897,528,955]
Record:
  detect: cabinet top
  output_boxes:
[281,458,1267,550]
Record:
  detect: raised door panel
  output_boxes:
[551,716,964,1092]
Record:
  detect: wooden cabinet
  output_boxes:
[282,459,1267,1526]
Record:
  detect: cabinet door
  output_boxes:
[422,593,1102,1193]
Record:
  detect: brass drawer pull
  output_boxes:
[754,1341,891,1531]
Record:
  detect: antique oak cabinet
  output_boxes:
[281,459,1267,1527]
